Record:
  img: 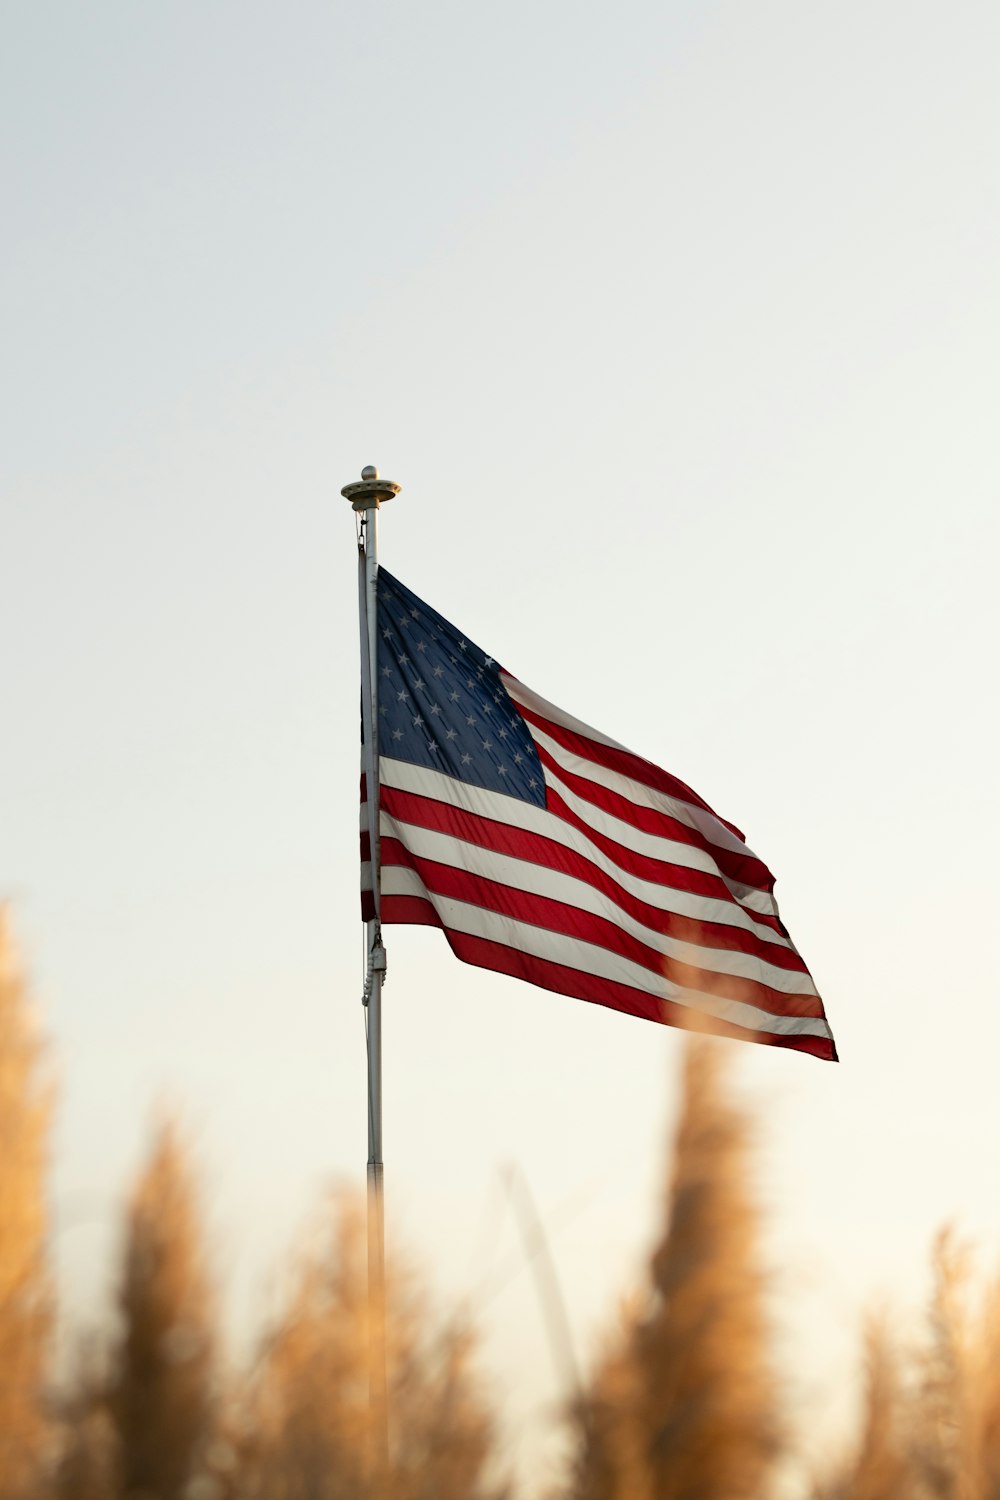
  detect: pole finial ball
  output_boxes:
[361,465,379,481]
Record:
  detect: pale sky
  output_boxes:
[4,2,1000,1491]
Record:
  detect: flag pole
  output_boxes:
[342,462,401,1466]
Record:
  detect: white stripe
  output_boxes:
[382,865,832,1042]
[381,810,817,998]
[504,675,757,863]
[524,718,768,876]
[532,751,727,880]
[379,756,795,952]
[502,674,630,753]
[540,759,777,919]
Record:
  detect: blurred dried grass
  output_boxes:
[0,909,52,1500]
[563,1036,781,1500]
[237,1193,506,1500]
[10,909,1000,1500]
[111,1118,216,1500]
[49,1129,505,1500]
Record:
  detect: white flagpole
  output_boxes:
[342,463,400,1466]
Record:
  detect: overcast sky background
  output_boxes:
[4,1,1000,1490]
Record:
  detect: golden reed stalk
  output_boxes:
[0,909,52,1500]
[564,1036,781,1500]
[5,910,1000,1500]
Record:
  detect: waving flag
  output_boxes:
[361,569,835,1061]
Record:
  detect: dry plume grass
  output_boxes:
[564,1035,781,1500]
[13,912,1000,1500]
[815,1314,913,1500]
[53,1345,116,1500]
[637,1036,781,1500]
[810,1233,1000,1500]
[54,1120,229,1500]
[564,1297,649,1500]
[237,1191,506,1500]
[0,909,52,1500]
[909,1231,1000,1500]
[110,1118,215,1500]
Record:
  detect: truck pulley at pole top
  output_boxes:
[341,463,400,1461]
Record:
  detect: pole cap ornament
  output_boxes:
[342,465,401,511]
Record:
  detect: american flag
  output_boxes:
[361,568,836,1061]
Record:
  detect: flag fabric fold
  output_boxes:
[361,569,836,1061]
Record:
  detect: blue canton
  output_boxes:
[375,569,546,808]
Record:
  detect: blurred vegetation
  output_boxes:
[564,1037,780,1500]
[5,908,1000,1499]
[0,910,52,1499]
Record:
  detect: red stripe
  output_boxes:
[533,742,775,895]
[513,696,747,843]
[544,783,787,938]
[380,783,809,975]
[381,890,836,1061]
[381,839,824,1019]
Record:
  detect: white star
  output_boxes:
[484,655,494,667]
[528,777,538,789]
[466,714,478,727]
[392,728,404,741]
[400,616,410,630]
[483,703,493,716]
[449,690,460,703]
[429,704,441,717]
[414,677,425,691]
[493,692,503,704]
[498,726,507,739]
[459,639,467,651]
[412,715,424,728]
[428,740,438,753]
[514,751,523,765]
[482,738,493,752]
[397,689,410,704]
[432,665,445,678]
[445,728,458,741]
[382,627,392,640]
[381,665,392,677]
[397,653,410,666]
[461,752,472,766]
[466,678,476,690]
[410,607,420,619]
[415,640,427,653]
[379,706,388,717]
[498,765,506,776]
